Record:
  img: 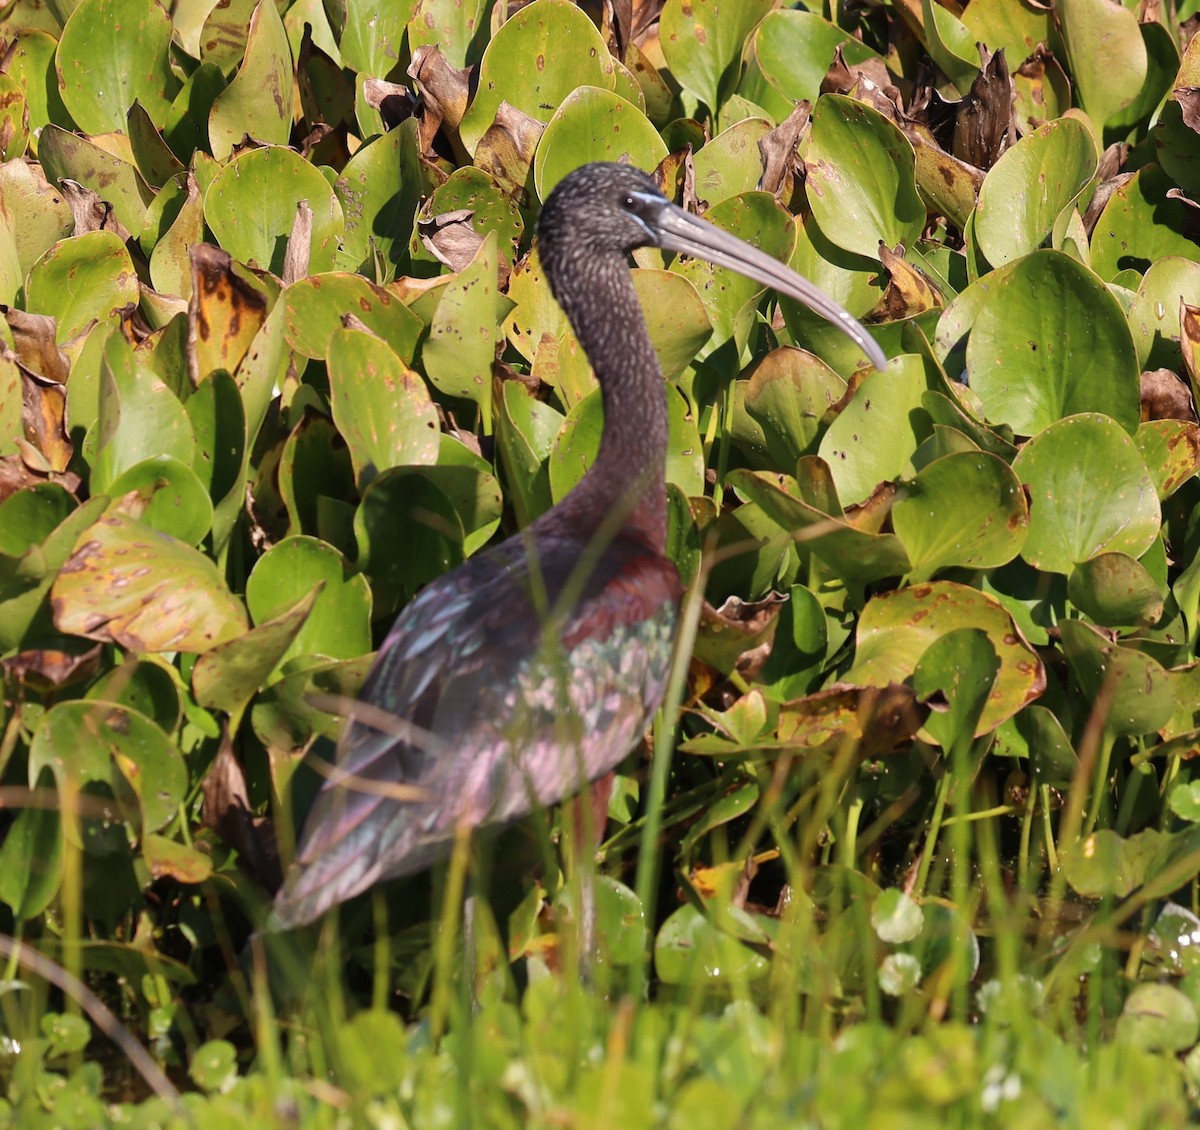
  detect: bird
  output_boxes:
[270,162,886,930]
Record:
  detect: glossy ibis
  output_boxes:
[270,162,885,929]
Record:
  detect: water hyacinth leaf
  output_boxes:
[86,659,182,734]
[189,246,269,385]
[37,127,154,235]
[893,451,1028,582]
[407,0,489,68]
[1013,414,1160,575]
[736,348,845,468]
[691,118,773,206]
[658,0,773,113]
[149,175,203,298]
[974,118,1097,268]
[422,232,514,415]
[283,274,424,363]
[966,252,1140,436]
[277,411,357,544]
[7,29,71,135]
[0,803,62,919]
[334,0,415,77]
[533,87,668,200]
[1057,0,1147,131]
[801,95,925,262]
[912,628,1000,753]
[495,379,561,527]
[185,369,246,518]
[457,0,615,154]
[1128,258,1200,370]
[960,0,1050,66]
[845,581,1044,735]
[192,588,318,722]
[921,0,978,93]
[208,0,293,161]
[91,332,196,495]
[204,146,344,275]
[549,384,704,501]
[52,515,249,652]
[818,355,929,507]
[0,160,74,277]
[245,536,371,664]
[751,9,880,108]
[1064,828,1164,900]
[0,75,28,161]
[250,653,371,752]
[759,584,828,700]
[326,327,439,489]
[410,167,525,272]
[28,700,187,834]
[198,0,261,74]
[670,192,795,351]
[631,269,713,383]
[1135,420,1200,502]
[1014,706,1078,787]
[430,436,504,553]
[142,833,213,883]
[24,231,138,344]
[504,249,569,362]
[334,117,430,276]
[654,903,770,986]
[728,467,911,590]
[555,875,646,966]
[102,456,213,546]
[1091,164,1200,281]
[55,0,178,134]
[1060,620,1177,736]
[1067,553,1165,629]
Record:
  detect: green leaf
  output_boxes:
[974,118,1097,268]
[691,118,773,206]
[750,10,879,108]
[818,355,929,507]
[912,628,1000,753]
[458,0,616,154]
[102,456,213,545]
[965,252,1140,435]
[1067,553,1165,629]
[658,0,773,114]
[326,327,439,489]
[534,87,668,200]
[244,536,371,663]
[893,451,1028,582]
[208,0,293,160]
[1059,619,1177,736]
[654,903,770,986]
[204,145,345,275]
[28,699,187,834]
[191,587,318,722]
[1057,0,1147,130]
[1013,413,1159,574]
[1091,164,1200,281]
[55,0,178,133]
[0,804,62,919]
[25,231,138,343]
[801,94,925,262]
[845,581,1044,735]
[1118,984,1199,1054]
[51,514,249,653]
[871,888,924,944]
[333,0,416,77]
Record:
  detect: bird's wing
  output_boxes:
[271,534,679,928]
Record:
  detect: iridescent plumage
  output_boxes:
[271,163,883,928]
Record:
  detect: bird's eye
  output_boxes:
[624,195,636,209]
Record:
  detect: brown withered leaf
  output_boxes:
[418,207,487,272]
[905,124,982,231]
[1,642,102,693]
[188,243,268,385]
[822,45,897,119]
[656,145,698,211]
[1141,368,1198,424]
[1182,302,1200,394]
[845,480,902,534]
[201,726,281,893]
[283,199,313,286]
[870,244,944,320]
[1084,171,1135,232]
[758,102,811,199]
[58,177,132,240]
[21,369,71,472]
[362,77,417,132]
[474,101,545,204]
[2,307,69,384]
[1176,88,1200,133]
[409,44,471,138]
[953,47,1016,170]
[775,683,928,759]
[694,593,787,676]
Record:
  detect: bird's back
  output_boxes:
[272,526,680,928]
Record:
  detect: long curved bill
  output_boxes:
[642,195,888,372]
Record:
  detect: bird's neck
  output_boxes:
[549,256,669,550]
